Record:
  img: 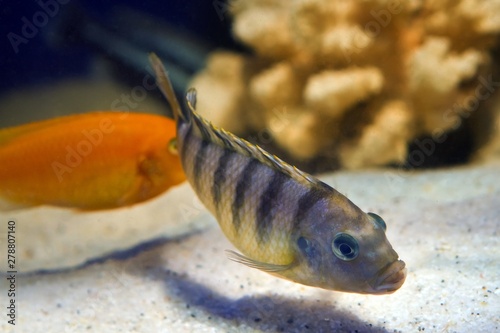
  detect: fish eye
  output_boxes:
[168,138,178,155]
[332,233,359,261]
[367,212,387,231]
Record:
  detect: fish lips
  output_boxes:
[369,259,407,294]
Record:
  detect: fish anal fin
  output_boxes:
[225,250,292,273]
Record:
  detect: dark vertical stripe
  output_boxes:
[180,125,193,161]
[212,149,232,216]
[193,139,209,189]
[232,159,260,232]
[292,187,323,230]
[256,171,288,243]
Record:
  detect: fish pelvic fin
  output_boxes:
[149,53,188,123]
[225,250,293,273]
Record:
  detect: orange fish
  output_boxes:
[0,112,185,210]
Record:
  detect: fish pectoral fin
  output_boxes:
[225,250,292,273]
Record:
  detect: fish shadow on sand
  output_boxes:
[17,230,390,333]
[94,232,392,333]
[155,270,390,333]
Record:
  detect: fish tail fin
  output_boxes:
[149,53,188,123]
[0,197,30,212]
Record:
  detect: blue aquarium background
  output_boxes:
[0,2,499,332]
[0,1,235,94]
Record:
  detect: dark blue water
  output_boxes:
[0,0,235,93]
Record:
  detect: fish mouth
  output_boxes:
[370,260,407,294]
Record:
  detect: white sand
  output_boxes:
[0,162,499,332]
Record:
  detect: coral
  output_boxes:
[191,0,500,169]
[189,52,249,134]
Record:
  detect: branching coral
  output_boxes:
[191,0,500,170]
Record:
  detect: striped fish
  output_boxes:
[150,54,406,294]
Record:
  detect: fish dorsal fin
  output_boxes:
[186,88,197,110]
[185,90,331,190]
[225,250,292,272]
[150,54,328,190]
